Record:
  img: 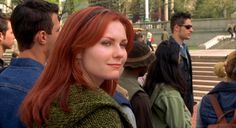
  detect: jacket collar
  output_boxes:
[10,58,44,70]
[169,36,188,59]
[209,81,236,94]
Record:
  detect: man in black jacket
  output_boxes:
[169,12,194,115]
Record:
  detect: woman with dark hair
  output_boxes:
[143,41,191,128]
[19,6,134,128]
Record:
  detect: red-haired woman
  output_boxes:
[19,6,134,128]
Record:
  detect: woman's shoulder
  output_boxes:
[151,83,183,105]
[47,85,131,127]
[69,85,120,113]
[156,83,180,96]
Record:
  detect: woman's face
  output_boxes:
[79,21,128,86]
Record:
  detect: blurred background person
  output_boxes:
[227,23,234,39]
[0,14,15,70]
[146,30,154,51]
[119,42,155,128]
[161,27,169,41]
[233,23,236,39]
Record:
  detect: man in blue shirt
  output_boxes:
[0,0,60,127]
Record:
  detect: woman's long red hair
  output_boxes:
[19,6,134,128]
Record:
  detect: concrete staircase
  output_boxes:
[190,50,233,102]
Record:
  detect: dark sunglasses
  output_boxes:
[180,25,193,29]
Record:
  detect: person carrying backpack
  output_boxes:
[198,51,236,127]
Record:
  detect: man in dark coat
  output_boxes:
[169,12,194,115]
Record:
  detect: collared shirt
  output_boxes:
[0,58,44,128]
[180,43,190,67]
[113,92,137,128]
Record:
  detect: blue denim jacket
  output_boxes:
[0,58,44,128]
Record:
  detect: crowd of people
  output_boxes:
[0,0,235,128]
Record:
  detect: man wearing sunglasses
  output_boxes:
[168,12,194,115]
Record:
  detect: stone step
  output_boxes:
[193,75,222,81]
[192,62,217,67]
[193,79,219,86]
[191,56,226,62]
[192,66,214,72]
[192,70,215,76]
[193,90,209,97]
[190,50,233,103]
[193,84,215,91]
[194,96,202,103]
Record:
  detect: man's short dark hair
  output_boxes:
[170,12,192,33]
[10,0,59,51]
[0,14,9,36]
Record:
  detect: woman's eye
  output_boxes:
[120,42,128,48]
[101,40,112,46]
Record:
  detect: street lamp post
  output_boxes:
[170,0,174,15]
[164,0,168,21]
[145,0,149,21]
